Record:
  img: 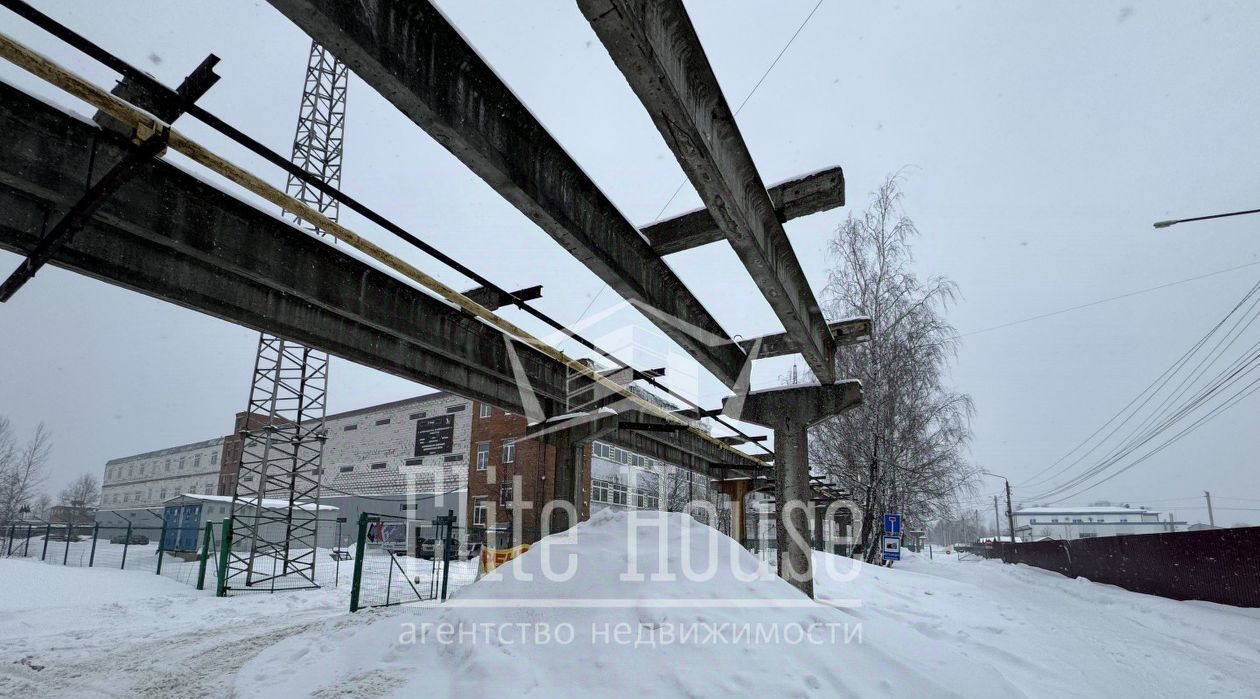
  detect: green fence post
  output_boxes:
[40,523,50,560]
[439,510,454,602]
[216,518,232,597]
[155,520,168,576]
[62,523,72,565]
[195,522,214,591]
[88,523,99,566]
[121,521,133,569]
[24,524,32,556]
[5,522,14,557]
[349,513,370,613]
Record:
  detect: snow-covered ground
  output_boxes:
[2,511,1258,697]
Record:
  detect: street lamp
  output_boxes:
[1153,207,1260,229]
[981,470,1017,544]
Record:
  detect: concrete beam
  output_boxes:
[580,0,837,384]
[738,317,872,359]
[0,82,765,472]
[461,284,542,312]
[643,167,844,255]
[0,80,571,416]
[267,0,747,388]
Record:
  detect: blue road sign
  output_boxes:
[883,513,902,534]
[881,535,902,561]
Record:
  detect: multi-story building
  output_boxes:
[1014,506,1184,541]
[98,392,727,545]
[101,437,224,511]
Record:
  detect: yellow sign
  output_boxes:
[479,543,530,575]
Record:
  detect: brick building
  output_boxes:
[99,392,722,545]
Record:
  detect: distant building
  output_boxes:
[48,503,95,525]
[1014,506,1184,541]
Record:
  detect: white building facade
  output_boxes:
[1014,506,1183,541]
[100,437,224,511]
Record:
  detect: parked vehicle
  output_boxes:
[417,537,480,561]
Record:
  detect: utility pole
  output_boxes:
[993,496,1001,541]
[1005,480,1017,544]
[1204,491,1215,527]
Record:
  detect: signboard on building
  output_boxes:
[883,513,902,535]
[414,415,455,456]
[881,535,902,561]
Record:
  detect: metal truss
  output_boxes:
[225,41,347,592]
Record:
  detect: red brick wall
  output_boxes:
[466,403,593,541]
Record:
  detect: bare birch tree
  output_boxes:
[809,176,978,562]
[59,473,101,508]
[0,418,52,521]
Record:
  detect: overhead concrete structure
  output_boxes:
[0,81,758,475]
[642,168,845,256]
[579,0,838,384]
[265,0,749,388]
[724,381,863,598]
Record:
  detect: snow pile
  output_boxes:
[235,510,1011,697]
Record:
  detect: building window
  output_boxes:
[501,440,516,464]
[370,462,387,470]
[376,418,391,426]
[405,458,424,466]
[400,503,417,511]
[194,455,202,469]
[473,497,488,526]
[479,404,492,418]
[499,482,514,506]
[476,442,489,471]
[592,479,628,506]
[179,457,185,471]
[446,404,465,413]
[159,488,167,499]
[204,484,213,495]
[409,412,425,420]
[339,466,354,473]
[635,488,659,510]
[210,452,218,466]
[165,460,171,472]
[343,424,357,431]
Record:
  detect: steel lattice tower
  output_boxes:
[224,42,347,592]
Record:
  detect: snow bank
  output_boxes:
[236,510,1012,697]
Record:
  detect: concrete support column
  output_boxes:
[716,478,752,543]
[724,381,862,598]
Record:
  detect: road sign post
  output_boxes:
[881,535,902,561]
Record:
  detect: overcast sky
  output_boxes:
[2,1,1258,525]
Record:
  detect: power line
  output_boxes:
[962,260,1260,339]
[1017,276,1260,490]
[651,0,826,221]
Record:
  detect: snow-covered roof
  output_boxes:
[1015,506,1157,515]
[165,493,337,511]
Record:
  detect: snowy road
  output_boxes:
[2,516,1258,697]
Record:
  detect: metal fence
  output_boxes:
[1,516,356,595]
[1,519,217,588]
[984,526,1260,607]
[347,513,546,612]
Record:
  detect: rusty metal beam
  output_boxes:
[266,0,748,387]
[643,167,844,255]
[580,0,837,383]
